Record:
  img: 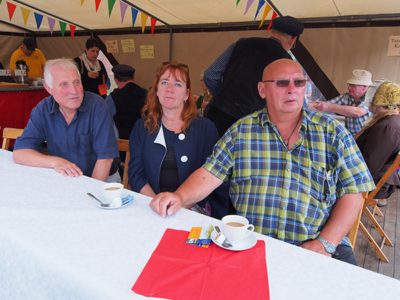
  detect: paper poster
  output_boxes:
[121,39,135,53]
[105,40,119,53]
[140,45,155,59]
[387,36,400,56]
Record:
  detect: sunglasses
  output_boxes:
[262,79,307,88]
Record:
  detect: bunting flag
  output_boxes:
[20,7,31,26]
[59,21,67,36]
[254,0,265,20]
[80,0,85,5]
[6,1,17,20]
[150,17,157,34]
[266,11,278,30]
[236,0,241,6]
[119,0,128,23]
[47,16,56,34]
[70,24,76,38]
[258,3,272,28]
[108,0,116,17]
[95,0,102,12]
[243,0,254,15]
[131,7,139,27]
[141,12,148,33]
[34,12,43,29]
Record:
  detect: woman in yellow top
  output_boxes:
[9,38,46,80]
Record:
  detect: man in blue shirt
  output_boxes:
[13,58,119,181]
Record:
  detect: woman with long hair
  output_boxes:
[356,81,400,206]
[128,61,232,217]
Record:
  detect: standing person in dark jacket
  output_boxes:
[105,64,147,139]
[357,82,400,206]
[204,15,303,136]
[74,37,108,96]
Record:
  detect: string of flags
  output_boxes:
[0,0,277,37]
[1,0,158,38]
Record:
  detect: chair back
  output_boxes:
[2,127,24,150]
[117,139,130,189]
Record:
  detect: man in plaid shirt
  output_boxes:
[309,69,372,136]
[150,59,375,265]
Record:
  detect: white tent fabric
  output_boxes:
[0,0,399,33]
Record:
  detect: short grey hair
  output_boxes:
[44,58,80,88]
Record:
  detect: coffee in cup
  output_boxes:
[221,215,254,243]
[102,182,123,205]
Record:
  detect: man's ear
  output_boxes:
[258,81,266,99]
[43,82,51,95]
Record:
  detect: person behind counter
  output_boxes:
[74,37,109,96]
[9,37,46,80]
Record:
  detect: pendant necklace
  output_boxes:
[283,117,301,147]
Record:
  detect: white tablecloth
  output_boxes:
[0,149,399,299]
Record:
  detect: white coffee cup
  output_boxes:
[102,183,123,205]
[221,215,254,243]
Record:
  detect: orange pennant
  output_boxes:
[6,1,17,20]
[141,12,148,33]
[259,4,271,28]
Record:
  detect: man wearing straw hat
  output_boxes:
[309,69,372,136]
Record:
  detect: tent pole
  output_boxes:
[169,28,173,62]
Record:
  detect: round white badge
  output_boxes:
[178,133,185,140]
[180,155,188,163]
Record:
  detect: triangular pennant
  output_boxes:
[6,1,17,20]
[119,1,128,23]
[254,0,265,20]
[95,0,102,12]
[59,21,67,36]
[47,16,56,34]
[108,0,116,17]
[236,0,241,6]
[20,7,31,26]
[141,12,148,33]
[131,7,139,27]
[259,3,271,28]
[70,24,76,38]
[80,0,85,5]
[150,17,157,35]
[34,12,43,29]
[266,11,278,30]
[243,0,254,15]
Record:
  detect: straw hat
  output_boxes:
[346,69,372,86]
[372,81,400,109]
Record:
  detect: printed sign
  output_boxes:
[140,45,155,59]
[387,35,400,56]
[121,39,135,53]
[105,40,119,54]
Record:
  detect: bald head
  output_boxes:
[262,59,304,80]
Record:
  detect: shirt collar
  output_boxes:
[259,107,309,130]
[49,93,88,114]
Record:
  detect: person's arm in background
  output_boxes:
[314,101,368,117]
[9,50,17,74]
[203,42,236,95]
[37,48,46,77]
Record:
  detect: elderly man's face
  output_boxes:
[347,84,368,100]
[258,59,306,117]
[44,66,84,113]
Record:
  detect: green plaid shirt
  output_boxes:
[204,108,375,245]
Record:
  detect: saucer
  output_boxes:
[211,230,257,251]
[99,194,134,210]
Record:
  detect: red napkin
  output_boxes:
[132,229,269,300]
[98,74,107,96]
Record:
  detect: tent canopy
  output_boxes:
[1,0,400,34]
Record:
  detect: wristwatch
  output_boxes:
[316,236,337,254]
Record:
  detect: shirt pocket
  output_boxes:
[78,133,93,155]
[308,165,337,206]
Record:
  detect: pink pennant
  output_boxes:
[243,0,254,15]
[6,1,17,20]
[119,0,128,23]
[150,17,157,35]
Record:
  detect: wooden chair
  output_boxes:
[1,127,24,150]
[117,139,130,189]
[357,152,400,262]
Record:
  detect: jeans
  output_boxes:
[332,244,357,265]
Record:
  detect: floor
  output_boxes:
[354,188,399,280]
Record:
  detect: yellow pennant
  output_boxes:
[20,7,31,26]
[259,4,272,28]
[81,0,85,6]
[141,12,148,33]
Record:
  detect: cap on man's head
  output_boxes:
[271,16,304,37]
[347,69,372,86]
[22,37,36,51]
[112,64,135,77]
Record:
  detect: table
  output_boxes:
[0,149,399,300]
[0,86,48,146]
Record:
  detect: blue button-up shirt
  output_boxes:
[15,92,119,177]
